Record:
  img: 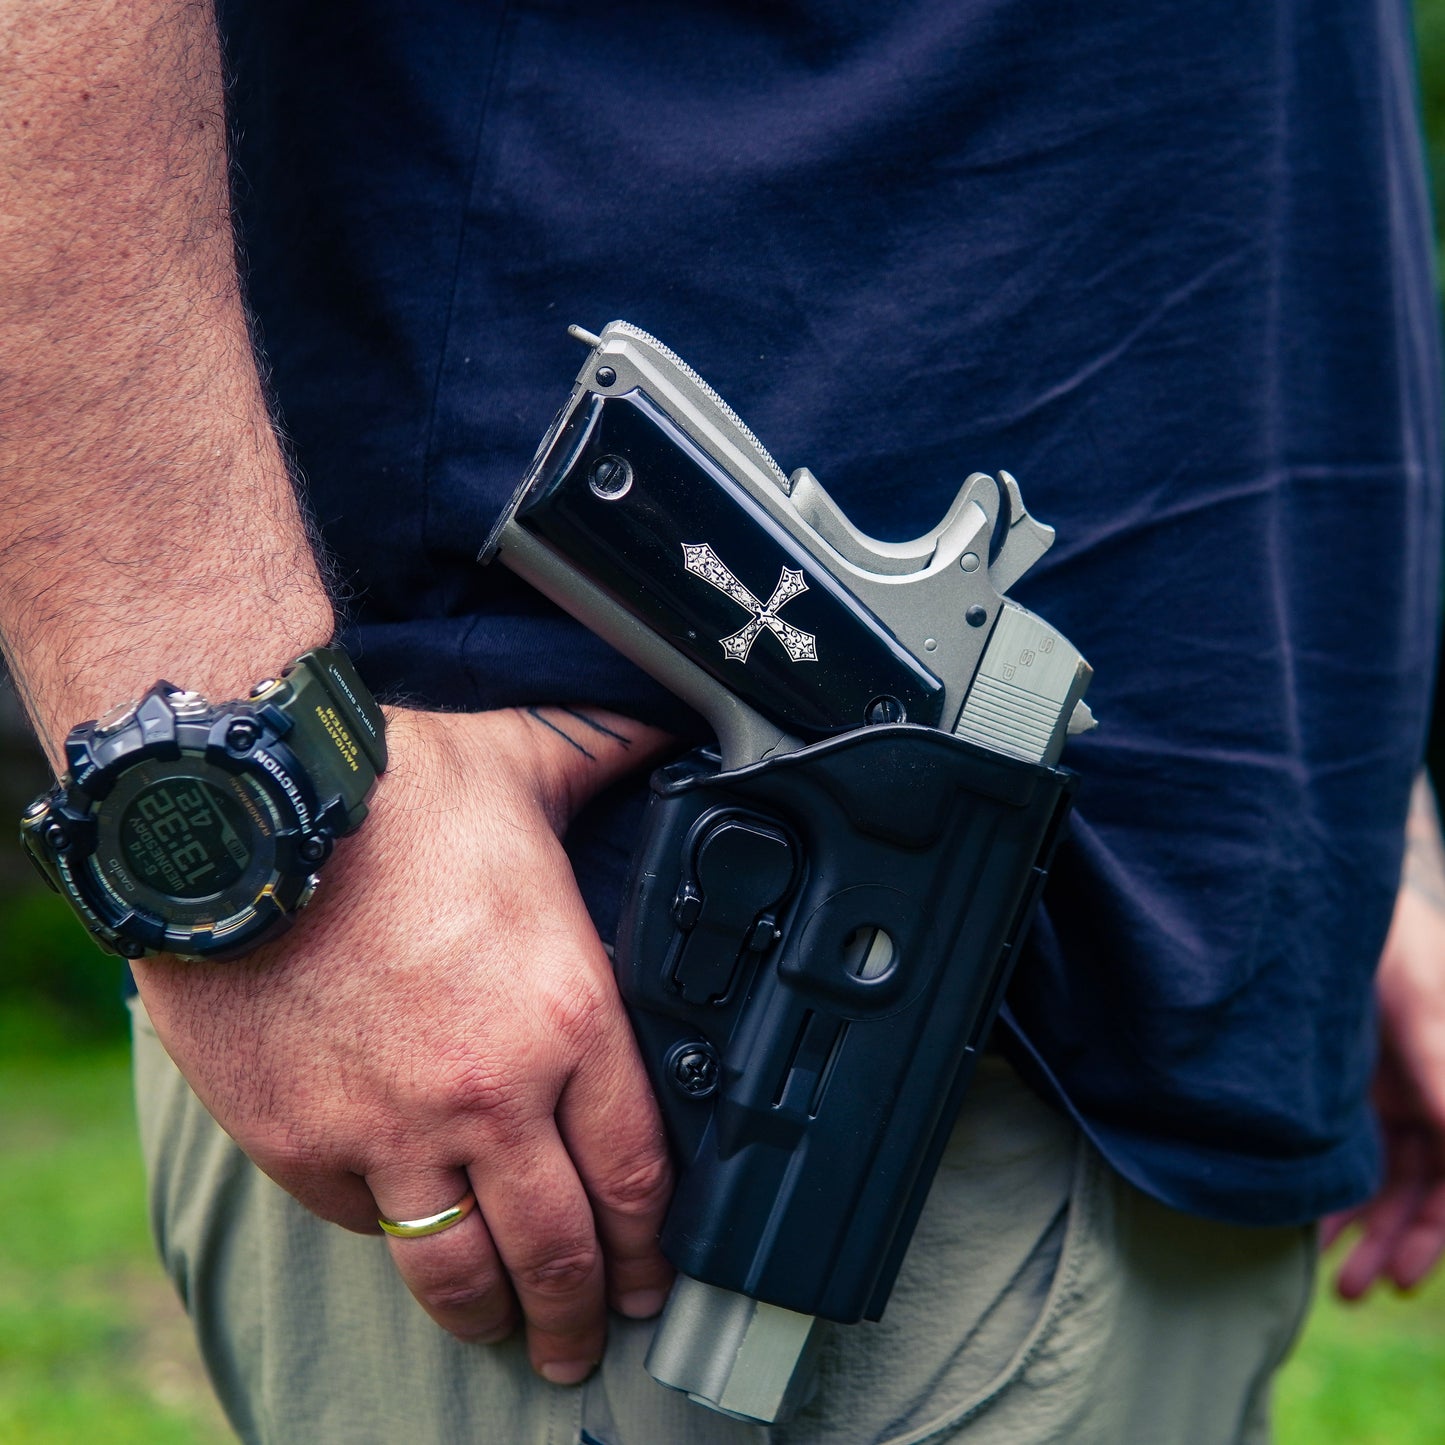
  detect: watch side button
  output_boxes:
[95,700,140,736]
[167,690,209,718]
[296,874,321,911]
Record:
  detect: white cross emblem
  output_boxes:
[682,544,819,664]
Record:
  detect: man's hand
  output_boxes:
[134,704,678,1384]
[1323,774,1445,1299]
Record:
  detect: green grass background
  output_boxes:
[7,4,1445,1440]
[0,1035,229,1443]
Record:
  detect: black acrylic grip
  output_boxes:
[513,390,947,739]
[614,724,1075,1324]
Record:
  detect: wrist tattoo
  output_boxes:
[558,707,633,747]
[525,707,596,760]
[523,706,638,761]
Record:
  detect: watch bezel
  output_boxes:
[32,687,329,961]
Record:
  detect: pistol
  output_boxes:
[481,321,1094,1424]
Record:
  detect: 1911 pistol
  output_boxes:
[481,321,1094,1424]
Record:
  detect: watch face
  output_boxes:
[118,776,254,900]
[87,755,285,927]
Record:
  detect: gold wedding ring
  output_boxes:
[377,1188,478,1239]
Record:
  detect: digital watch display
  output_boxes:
[20,647,387,962]
[117,770,256,900]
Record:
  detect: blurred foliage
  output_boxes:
[0,676,129,1051]
[0,892,128,1052]
[1420,0,1445,283]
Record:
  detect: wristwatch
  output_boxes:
[20,646,387,962]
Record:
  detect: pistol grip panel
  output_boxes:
[614,723,1076,1324]
[513,390,947,738]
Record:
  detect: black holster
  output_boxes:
[614,721,1075,1323]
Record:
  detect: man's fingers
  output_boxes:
[471,1127,609,1383]
[1387,1179,1445,1291]
[257,1161,382,1235]
[1334,1134,1429,1299]
[1336,1188,1425,1299]
[557,1033,676,1319]
[369,1168,518,1343]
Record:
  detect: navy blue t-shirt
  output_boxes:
[219,0,1442,1225]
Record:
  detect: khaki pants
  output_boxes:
[131,998,1314,1445]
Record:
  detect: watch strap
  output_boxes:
[256,647,388,834]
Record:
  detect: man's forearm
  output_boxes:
[0,1,332,765]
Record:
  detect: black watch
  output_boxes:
[20,646,387,961]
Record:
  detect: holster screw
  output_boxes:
[669,1042,720,1099]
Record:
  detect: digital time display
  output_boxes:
[118,778,253,900]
